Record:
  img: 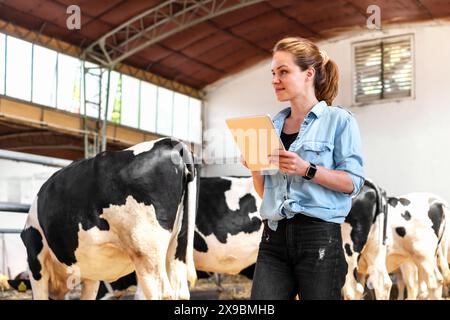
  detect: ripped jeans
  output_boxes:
[251,213,347,300]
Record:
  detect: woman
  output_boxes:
[246,37,364,300]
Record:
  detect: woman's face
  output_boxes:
[271,51,312,102]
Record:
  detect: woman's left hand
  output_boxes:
[269,149,309,176]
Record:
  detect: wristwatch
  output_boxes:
[303,162,317,180]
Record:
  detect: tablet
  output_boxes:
[226,115,285,171]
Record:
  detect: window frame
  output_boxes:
[351,33,415,107]
[0,31,202,145]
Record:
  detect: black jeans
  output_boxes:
[251,214,347,300]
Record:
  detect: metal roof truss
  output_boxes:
[83,0,265,68]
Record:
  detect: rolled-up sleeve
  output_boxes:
[333,115,365,197]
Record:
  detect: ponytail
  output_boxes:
[315,59,339,106]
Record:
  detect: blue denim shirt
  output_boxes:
[260,101,365,231]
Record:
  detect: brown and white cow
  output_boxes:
[21,138,199,300]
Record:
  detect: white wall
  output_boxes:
[202,21,450,202]
[0,159,62,204]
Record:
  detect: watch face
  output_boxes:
[307,164,317,177]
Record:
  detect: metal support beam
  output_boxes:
[102,69,111,152]
[83,0,265,68]
[82,63,111,158]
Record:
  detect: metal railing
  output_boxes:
[0,149,71,168]
[0,202,30,213]
[0,202,29,277]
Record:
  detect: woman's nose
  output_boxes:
[272,76,280,84]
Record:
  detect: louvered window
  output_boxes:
[353,35,413,104]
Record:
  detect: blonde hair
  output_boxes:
[273,37,339,106]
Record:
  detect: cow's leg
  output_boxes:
[80,280,100,300]
[134,284,145,300]
[134,258,174,300]
[415,258,443,300]
[132,233,173,300]
[399,261,419,299]
[410,237,443,300]
[21,225,50,300]
[29,270,49,300]
[130,234,174,301]
[436,238,450,296]
[214,273,224,292]
[166,258,190,300]
[439,240,450,297]
[342,252,364,300]
[361,216,392,300]
[166,216,190,300]
[102,198,173,300]
[29,259,67,300]
[365,260,392,300]
[165,187,197,300]
[438,250,450,287]
[395,271,406,300]
[444,211,450,297]
[341,224,364,300]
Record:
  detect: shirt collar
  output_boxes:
[273,100,327,124]
[308,100,327,119]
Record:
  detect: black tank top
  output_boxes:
[280,131,299,150]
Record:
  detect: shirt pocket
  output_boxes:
[299,141,334,168]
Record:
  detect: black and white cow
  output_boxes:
[193,176,262,275]
[194,178,449,300]
[384,193,449,299]
[21,138,199,300]
[96,176,262,299]
[342,182,449,300]
[341,179,391,300]
[43,167,444,301]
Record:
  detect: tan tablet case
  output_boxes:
[226,115,285,171]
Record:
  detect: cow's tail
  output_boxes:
[444,201,450,263]
[431,197,449,255]
[364,178,388,245]
[182,144,199,287]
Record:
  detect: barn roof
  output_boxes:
[1,0,449,90]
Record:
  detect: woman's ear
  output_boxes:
[306,67,315,81]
